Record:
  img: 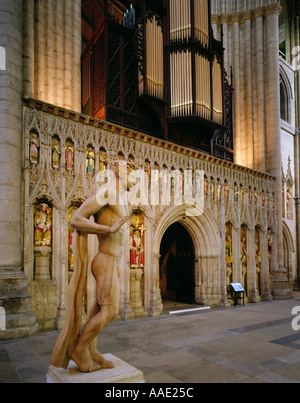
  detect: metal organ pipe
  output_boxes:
[146,16,164,99]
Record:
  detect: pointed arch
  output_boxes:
[154,204,223,306]
[282,221,296,282]
[279,66,293,124]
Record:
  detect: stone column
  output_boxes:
[261,228,273,300]
[23,0,34,98]
[220,14,229,74]
[248,227,260,303]
[120,227,134,321]
[219,181,227,307]
[0,0,38,339]
[265,3,292,299]
[63,0,72,110]
[54,0,64,107]
[253,7,266,173]
[34,0,45,100]
[241,10,254,169]
[34,246,52,281]
[148,253,163,317]
[0,0,23,268]
[72,0,82,113]
[130,269,146,317]
[45,0,55,105]
[232,224,241,284]
[294,131,300,290]
[294,14,300,290]
[231,12,241,165]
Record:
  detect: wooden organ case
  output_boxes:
[81,0,234,161]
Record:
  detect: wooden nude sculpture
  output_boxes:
[51,160,135,373]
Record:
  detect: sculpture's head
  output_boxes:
[110,160,136,191]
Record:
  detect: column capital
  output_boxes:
[220,14,230,25]
[240,9,253,24]
[230,12,240,24]
[264,3,282,17]
[210,14,219,26]
[253,6,265,20]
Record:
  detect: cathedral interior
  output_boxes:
[0,0,300,339]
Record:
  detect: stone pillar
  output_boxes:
[265,3,292,299]
[0,0,38,339]
[29,245,57,330]
[72,0,82,113]
[130,269,146,317]
[34,0,45,100]
[220,14,229,74]
[219,181,227,307]
[232,224,241,284]
[248,227,260,303]
[34,246,52,281]
[231,12,241,165]
[148,253,163,317]
[23,0,34,98]
[0,0,23,267]
[45,0,55,105]
[241,10,254,169]
[253,7,266,173]
[294,14,300,290]
[63,0,73,110]
[295,130,300,290]
[120,229,134,321]
[261,228,273,300]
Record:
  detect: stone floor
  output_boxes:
[1,293,300,383]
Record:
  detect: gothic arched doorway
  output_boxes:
[159,222,195,304]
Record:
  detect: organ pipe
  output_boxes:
[194,0,209,46]
[195,53,211,119]
[145,16,164,99]
[142,0,225,126]
[170,51,192,116]
[212,55,223,124]
[170,0,191,42]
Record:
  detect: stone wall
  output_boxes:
[23,101,287,329]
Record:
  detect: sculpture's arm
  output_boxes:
[70,195,110,235]
[70,189,129,235]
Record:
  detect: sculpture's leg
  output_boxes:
[70,253,119,373]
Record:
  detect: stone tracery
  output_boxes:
[23,103,278,327]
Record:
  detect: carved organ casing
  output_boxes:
[81,0,233,161]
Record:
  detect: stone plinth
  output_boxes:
[34,246,52,281]
[47,354,145,383]
[130,268,147,317]
[0,268,38,340]
[28,280,58,330]
[273,268,294,300]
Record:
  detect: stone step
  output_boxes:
[0,322,39,340]
[0,290,32,315]
[5,311,37,330]
[0,269,29,292]
[0,268,38,339]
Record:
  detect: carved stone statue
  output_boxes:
[241,234,247,291]
[99,149,108,171]
[51,160,135,373]
[86,146,95,174]
[65,141,74,170]
[29,132,39,165]
[130,228,144,268]
[52,137,61,169]
[34,203,52,247]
